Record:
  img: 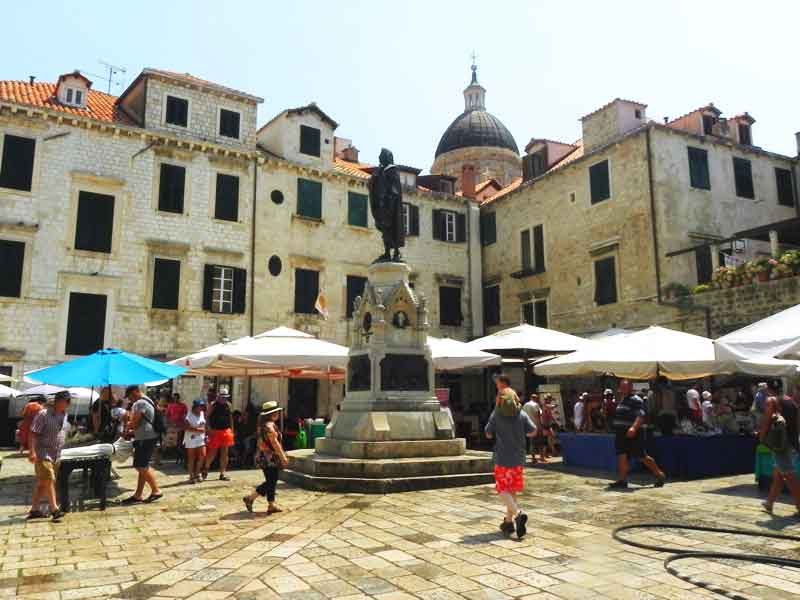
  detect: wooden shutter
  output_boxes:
[688,147,710,190]
[702,115,715,135]
[0,134,36,191]
[65,292,107,355]
[439,286,462,326]
[532,224,545,273]
[294,268,319,314]
[232,268,247,314]
[594,257,617,305]
[483,285,500,327]
[432,210,445,240]
[0,240,24,297]
[215,174,239,221]
[166,96,188,126]
[733,158,754,199]
[522,303,534,325]
[456,213,467,243]
[75,191,114,253]
[219,109,240,138]
[297,179,322,219]
[480,212,496,246]
[775,168,795,207]
[348,192,368,227]
[159,164,186,213]
[152,258,180,309]
[738,124,751,145]
[346,275,367,318]
[695,247,713,285]
[589,160,610,204]
[520,229,532,270]
[534,300,548,328]
[299,125,321,157]
[202,264,215,311]
[409,204,420,236]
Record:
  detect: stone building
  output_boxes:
[480,98,799,337]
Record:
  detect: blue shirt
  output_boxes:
[485,409,535,467]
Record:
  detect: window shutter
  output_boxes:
[522,303,534,325]
[456,213,467,243]
[775,168,795,207]
[0,134,36,191]
[483,285,500,327]
[532,225,545,273]
[232,268,247,314]
[480,212,496,246]
[65,292,107,355]
[299,125,321,157]
[202,264,215,311]
[534,300,548,329]
[409,204,420,236]
[219,109,240,138]
[152,258,180,310]
[589,160,610,204]
[695,247,713,285]
[166,96,188,127]
[294,268,319,314]
[594,257,617,305]
[520,229,532,270]
[297,179,322,219]
[439,286,462,326]
[215,174,239,221]
[0,240,24,297]
[346,275,367,318]
[733,158,754,199]
[159,164,185,213]
[348,192,368,227]
[75,191,114,253]
[688,147,710,190]
[432,210,445,240]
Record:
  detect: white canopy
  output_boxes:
[0,383,18,397]
[468,323,594,354]
[716,304,800,362]
[428,336,501,371]
[585,327,636,341]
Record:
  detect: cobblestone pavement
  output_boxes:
[2,450,800,600]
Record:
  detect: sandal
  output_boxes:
[144,493,163,503]
[242,496,254,513]
[267,506,283,515]
[26,510,45,520]
[219,474,230,481]
[120,496,144,505]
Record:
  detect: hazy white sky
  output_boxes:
[3,0,798,170]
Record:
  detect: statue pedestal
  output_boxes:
[282,261,493,492]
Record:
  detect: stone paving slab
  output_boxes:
[2,449,800,599]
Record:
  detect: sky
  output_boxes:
[3,0,798,170]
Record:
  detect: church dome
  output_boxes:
[435,109,518,157]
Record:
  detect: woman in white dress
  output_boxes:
[184,399,207,483]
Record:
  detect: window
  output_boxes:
[294,268,319,314]
[733,157,754,199]
[522,151,547,181]
[738,124,752,146]
[702,115,716,135]
[439,286,463,326]
[687,147,710,190]
[0,240,24,298]
[519,225,545,273]
[347,192,368,227]
[402,203,420,236]
[214,174,239,221]
[0,134,36,191]
[74,191,114,253]
[297,178,322,219]
[480,212,496,246]
[152,258,181,310]
[775,168,795,207]
[695,246,713,285]
[66,88,72,104]
[65,292,107,355]
[165,95,188,127]
[65,88,83,107]
[594,257,617,306]
[346,275,367,318]
[158,164,186,213]
[634,109,642,119]
[271,190,284,205]
[268,255,282,277]
[219,109,240,139]
[589,160,611,204]
[433,209,465,242]
[522,299,548,328]
[202,264,246,314]
[483,285,500,327]
[299,125,321,157]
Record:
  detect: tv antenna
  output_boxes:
[81,60,127,94]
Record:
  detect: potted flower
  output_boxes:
[747,257,771,283]
[780,250,800,275]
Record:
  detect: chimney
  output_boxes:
[341,146,359,163]
[29,75,35,85]
[795,132,800,156]
[461,164,476,199]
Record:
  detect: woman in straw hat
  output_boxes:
[243,401,288,514]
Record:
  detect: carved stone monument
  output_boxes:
[282,150,492,492]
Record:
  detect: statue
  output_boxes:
[369,148,404,262]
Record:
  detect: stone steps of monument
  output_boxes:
[279,468,495,494]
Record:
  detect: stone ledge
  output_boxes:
[314,437,466,459]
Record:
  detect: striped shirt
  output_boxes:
[30,408,67,462]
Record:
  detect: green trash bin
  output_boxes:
[308,421,327,449]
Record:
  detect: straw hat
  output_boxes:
[260,401,283,416]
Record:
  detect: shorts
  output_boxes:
[494,465,524,494]
[614,426,645,458]
[184,432,206,449]
[34,459,57,483]
[773,450,798,475]
[207,428,234,450]
[133,438,158,469]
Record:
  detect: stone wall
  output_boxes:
[431,146,521,190]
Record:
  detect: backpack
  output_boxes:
[765,414,789,454]
[142,397,167,435]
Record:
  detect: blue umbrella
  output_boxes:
[26,348,187,387]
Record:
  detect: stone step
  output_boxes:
[280,469,495,494]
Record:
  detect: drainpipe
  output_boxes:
[246,155,258,405]
[646,126,712,337]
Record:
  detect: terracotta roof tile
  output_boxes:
[0,81,135,125]
[665,103,721,127]
[333,158,371,179]
[481,177,522,205]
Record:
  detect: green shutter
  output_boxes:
[348,192,368,227]
[589,161,610,204]
[776,168,795,207]
[733,158,754,199]
[297,178,322,219]
[688,147,710,190]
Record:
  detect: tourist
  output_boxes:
[701,391,715,428]
[754,382,769,414]
[90,387,116,443]
[760,396,800,516]
[608,381,666,490]
[184,399,206,483]
[574,393,586,432]
[780,387,799,453]
[18,395,45,455]
[522,394,543,463]
[122,385,163,504]
[166,392,188,461]
[541,395,558,457]
[243,401,288,514]
[602,389,616,432]
[111,397,128,438]
[204,389,234,481]
[485,375,536,539]
[27,390,70,521]
[686,388,702,423]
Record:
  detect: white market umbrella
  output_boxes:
[715,304,800,362]
[585,327,636,341]
[428,336,501,371]
[0,373,16,383]
[468,323,593,354]
[0,383,18,397]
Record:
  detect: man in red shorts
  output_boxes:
[485,375,536,539]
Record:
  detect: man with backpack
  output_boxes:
[122,385,163,504]
[761,396,800,516]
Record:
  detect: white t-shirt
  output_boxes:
[574,401,585,428]
[111,407,126,435]
[522,401,541,422]
[184,411,206,448]
[701,400,714,425]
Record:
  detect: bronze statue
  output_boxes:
[369,148,404,262]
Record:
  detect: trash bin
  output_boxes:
[308,421,327,449]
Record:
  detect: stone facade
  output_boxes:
[431,146,521,191]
